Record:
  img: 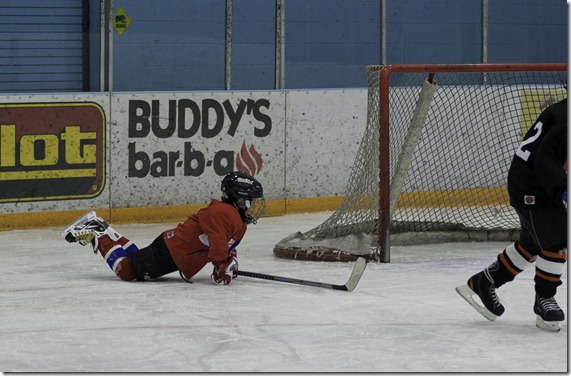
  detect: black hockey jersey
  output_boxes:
[508,98,567,210]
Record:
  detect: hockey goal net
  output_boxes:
[274,63,567,262]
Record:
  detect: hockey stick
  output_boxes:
[236,257,367,292]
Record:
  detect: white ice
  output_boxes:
[0,212,567,372]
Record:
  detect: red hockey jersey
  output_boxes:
[163,199,247,280]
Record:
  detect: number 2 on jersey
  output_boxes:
[515,121,543,162]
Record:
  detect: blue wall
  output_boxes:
[0,0,86,92]
[232,0,276,89]
[285,0,380,88]
[111,0,227,91]
[386,0,482,64]
[488,0,566,63]
[0,0,567,92]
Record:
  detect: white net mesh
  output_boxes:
[274,64,567,262]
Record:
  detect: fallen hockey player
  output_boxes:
[62,171,265,285]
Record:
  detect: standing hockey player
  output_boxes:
[62,171,265,285]
[456,97,567,332]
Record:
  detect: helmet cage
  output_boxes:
[221,172,265,224]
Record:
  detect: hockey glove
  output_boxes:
[211,256,238,285]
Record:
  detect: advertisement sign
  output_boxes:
[0,102,106,203]
[110,92,285,207]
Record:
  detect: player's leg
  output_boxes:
[63,212,123,252]
[96,234,139,281]
[457,229,537,320]
[63,212,140,280]
[526,208,567,299]
[83,232,180,282]
[128,233,179,281]
[519,208,567,331]
[481,240,538,295]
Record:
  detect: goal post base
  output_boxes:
[273,229,519,262]
[273,245,379,262]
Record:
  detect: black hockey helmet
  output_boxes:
[221,171,265,224]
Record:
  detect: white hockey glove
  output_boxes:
[211,256,238,285]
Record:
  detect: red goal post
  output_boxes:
[274,63,567,263]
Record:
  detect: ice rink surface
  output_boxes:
[0,212,567,373]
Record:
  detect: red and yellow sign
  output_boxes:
[0,102,106,202]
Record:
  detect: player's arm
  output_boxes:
[197,207,238,261]
[197,205,243,284]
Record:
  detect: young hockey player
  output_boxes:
[456,97,567,332]
[62,171,265,285]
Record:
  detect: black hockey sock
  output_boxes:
[486,259,513,288]
[492,242,536,288]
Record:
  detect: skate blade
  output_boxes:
[455,284,498,322]
[61,211,97,240]
[535,315,561,332]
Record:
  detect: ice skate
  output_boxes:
[61,211,97,244]
[456,269,505,321]
[534,295,564,332]
[61,211,120,253]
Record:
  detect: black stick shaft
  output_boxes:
[236,270,348,290]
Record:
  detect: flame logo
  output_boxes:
[236,141,263,176]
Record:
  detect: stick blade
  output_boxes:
[343,257,367,292]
